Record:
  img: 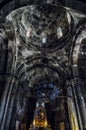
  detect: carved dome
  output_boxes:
[18,4,72,49]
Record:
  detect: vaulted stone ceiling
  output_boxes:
[0,1,86,130]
